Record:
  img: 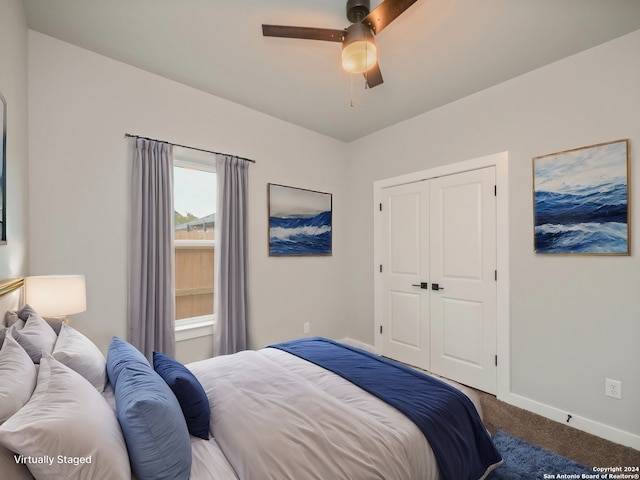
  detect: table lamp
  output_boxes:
[24,275,87,322]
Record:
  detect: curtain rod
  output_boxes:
[124,133,256,163]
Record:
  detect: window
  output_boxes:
[173,149,216,332]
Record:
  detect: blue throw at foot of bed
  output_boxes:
[268,337,502,480]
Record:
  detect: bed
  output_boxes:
[0,278,502,479]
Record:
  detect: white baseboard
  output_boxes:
[500,392,640,451]
[338,337,378,353]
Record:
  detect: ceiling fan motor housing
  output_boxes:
[346,0,371,23]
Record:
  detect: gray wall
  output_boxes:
[0,0,29,278]
[27,31,350,354]
[344,29,640,445]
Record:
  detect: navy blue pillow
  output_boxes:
[153,351,211,440]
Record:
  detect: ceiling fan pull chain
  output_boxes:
[350,74,355,107]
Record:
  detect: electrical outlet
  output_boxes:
[605,379,622,399]
[303,322,310,334]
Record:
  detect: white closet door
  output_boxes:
[429,166,497,394]
[377,166,497,394]
[379,181,430,370]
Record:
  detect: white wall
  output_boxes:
[0,0,29,278]
[28,31,350,354]
[345,30,640,447]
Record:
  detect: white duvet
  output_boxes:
[188,348,441,480]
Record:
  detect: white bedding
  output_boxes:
[190,436,239,480]
[188,348,441,480]
[2,284,481,480]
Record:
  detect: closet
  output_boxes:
[374,164,497,394]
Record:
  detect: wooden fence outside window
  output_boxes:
[175,221,214,321]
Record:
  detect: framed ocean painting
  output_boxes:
[268,183,332,256]
[0,92,6,245]
[533,139,629,255]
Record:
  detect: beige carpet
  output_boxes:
[478,392,640,466]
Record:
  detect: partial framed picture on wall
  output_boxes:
[268,183,332,256]
[0,92,7,244]
[533,139,629,255]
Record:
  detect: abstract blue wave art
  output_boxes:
[533,140,628,254]
[268,184,332,256]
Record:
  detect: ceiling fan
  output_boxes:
[262,0,418,88]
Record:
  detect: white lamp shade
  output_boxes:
[25,275,87,317]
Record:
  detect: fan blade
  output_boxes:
[364,62,383,88]
[262,25,345,42]
[362,0,418,34]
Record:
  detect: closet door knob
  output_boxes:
[431,283,444,291]
[411,282,428,289]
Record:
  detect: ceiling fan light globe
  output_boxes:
[342,40,377,73]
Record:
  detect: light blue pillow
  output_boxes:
[153,351,210,440]
[106,336,149,389]
[106,338,191,480]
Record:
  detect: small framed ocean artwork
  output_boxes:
[268,183,332,256]
[533,139,629,255]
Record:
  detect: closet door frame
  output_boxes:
[373,151,510,400]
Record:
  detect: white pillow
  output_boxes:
[0,445,33,480]
[0,334,37,423]
[0,353,131,480]
[4,311,24,329]
[53,323,107,392]
[4,304,37,327]
[6,305,63,334]
[10,329,42,364]
[16,305,39,322]
[16,314,57,357]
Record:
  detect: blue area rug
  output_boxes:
[487,430,593,479]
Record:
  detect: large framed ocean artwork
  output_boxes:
[268,183,332,256]
[533,139,629,255]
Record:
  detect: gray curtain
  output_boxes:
[128,138,176,359]
[215,155,249,355]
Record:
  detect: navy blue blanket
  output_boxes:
[268,337,502,480]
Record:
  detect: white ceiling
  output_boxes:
[23,0,640,142]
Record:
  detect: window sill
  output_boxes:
[175,315,215,342]
[175,240,215,249]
